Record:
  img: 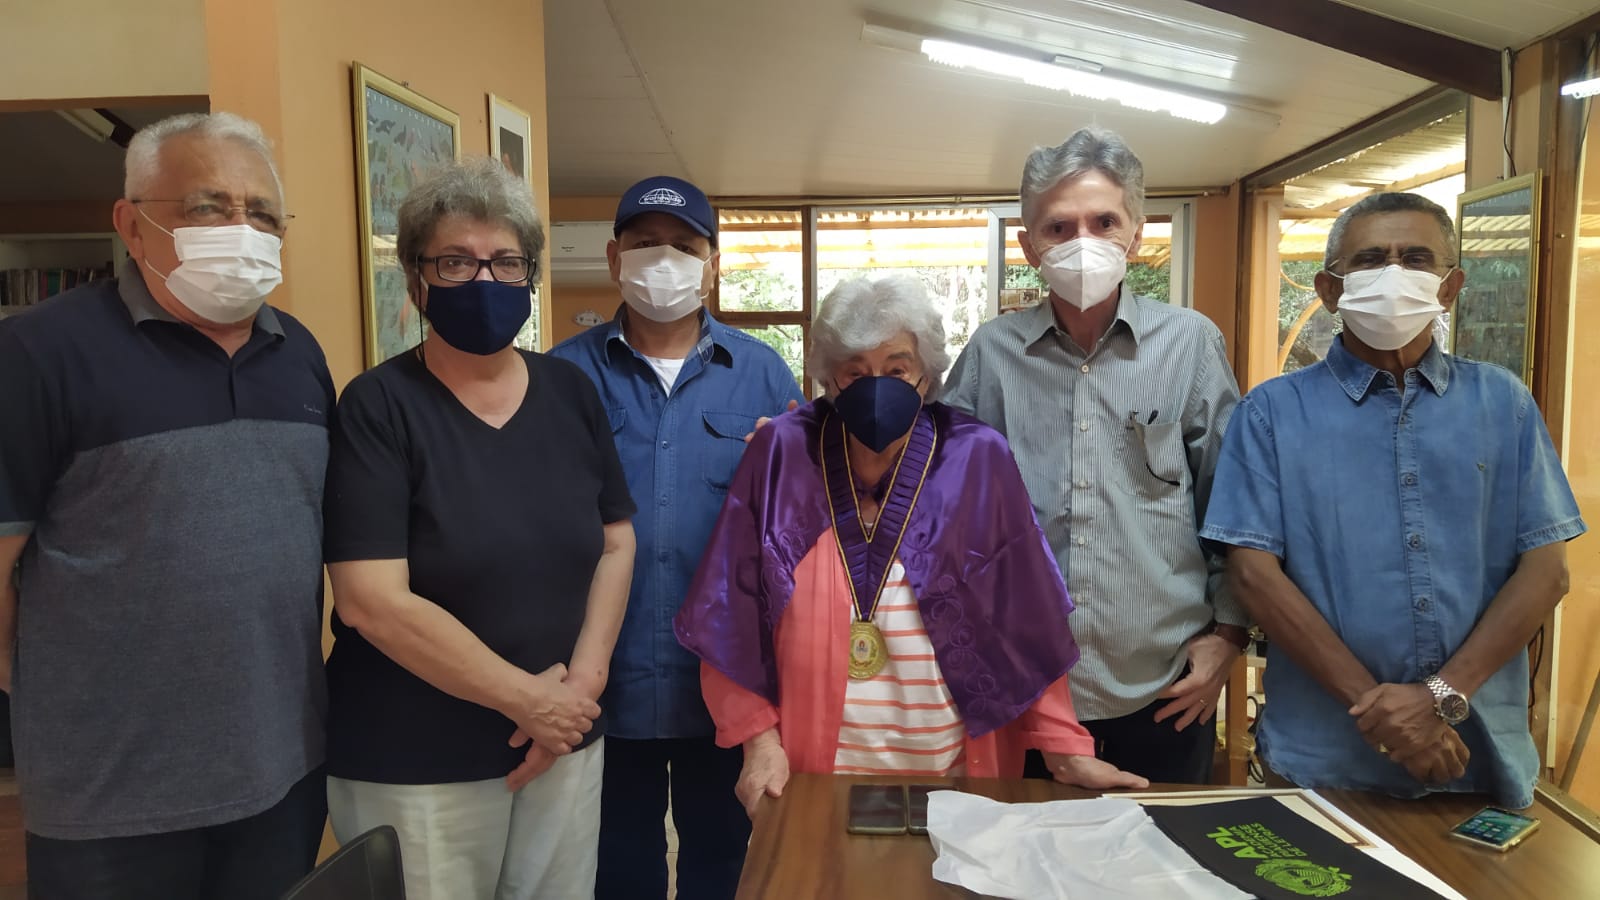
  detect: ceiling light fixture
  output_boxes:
[1561,76,1600,99]
[922,38,1224,123]
[862,22,1276,129]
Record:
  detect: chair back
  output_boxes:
[279,825,405,900]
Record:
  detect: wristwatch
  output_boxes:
[1425,675,1470,725]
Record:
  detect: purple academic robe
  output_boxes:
[674,400,1081,738]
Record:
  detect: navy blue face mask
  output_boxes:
[421,280,531,355]
[832,375,924,452]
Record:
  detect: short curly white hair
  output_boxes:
[806,275,950,400]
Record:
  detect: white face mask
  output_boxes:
[1036,236,1129,311]
[1331,264,1448,351]
[618,244,709,323]
[140,212,283,324]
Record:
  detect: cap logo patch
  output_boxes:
[639,188,687,207]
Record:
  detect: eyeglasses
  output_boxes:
[1333,250,1454,275]
[132,197,292,236]
[418,255,536,284]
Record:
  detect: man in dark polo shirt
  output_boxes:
[0,112,331,900]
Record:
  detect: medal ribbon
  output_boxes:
[821,409,937,622]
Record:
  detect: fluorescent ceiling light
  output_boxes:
[921,38,1225,124]
[1561,76,1600,98]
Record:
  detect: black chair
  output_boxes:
[280,825,406,900]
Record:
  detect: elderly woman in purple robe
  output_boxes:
[675,275,1146,817]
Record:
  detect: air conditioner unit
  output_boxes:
[549,221,614,284]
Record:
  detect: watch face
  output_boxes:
[1440,694,1469,723]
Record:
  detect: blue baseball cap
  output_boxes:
[614,175,717,242]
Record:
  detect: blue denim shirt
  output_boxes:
[1200,338,1585,808]
[549,310,803,739]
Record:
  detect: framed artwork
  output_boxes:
[1452,171,1541,383]
[489,94,532,183]
[352,63,461,367]
[489,93,542,351]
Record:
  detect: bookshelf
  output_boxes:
[0,233,128,318]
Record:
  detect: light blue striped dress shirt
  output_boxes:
[944,287,1244,721]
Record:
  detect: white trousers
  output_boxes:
[328,739,604,900]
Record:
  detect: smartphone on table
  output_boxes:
[1448,806,1540,852]
[906,784,940,835]
[846,784,908,835]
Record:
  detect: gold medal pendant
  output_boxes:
[847,621,889,680]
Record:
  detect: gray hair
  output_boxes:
[1325,192,1457,269]
[806,276,951,401]
[124,111,283,201]
[1020,126,1146,226]
[397,156,546,290]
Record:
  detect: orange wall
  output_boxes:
[1549,89,1600,807]
[1465,37,1598,808]
[205,0,552,388]
[1466,44,1545,192]
[1192,187,1243,371]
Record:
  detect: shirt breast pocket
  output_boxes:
[702,410,758,492]
[1118,419,1188,498]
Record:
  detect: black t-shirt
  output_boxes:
[323,349,635,784]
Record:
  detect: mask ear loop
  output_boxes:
[414,262,427,366]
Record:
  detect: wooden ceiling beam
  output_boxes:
[1180,0,1503,100]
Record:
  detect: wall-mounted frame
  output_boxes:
[1452,170,1541,383]
[352,63,461,367]
[489,94,532,184]
[489,93,541,351]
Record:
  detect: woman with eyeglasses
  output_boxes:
[674,276,1146,819]
[321,157,636,899]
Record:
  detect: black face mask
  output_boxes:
[832,375,923,452]
[422,279,531,355]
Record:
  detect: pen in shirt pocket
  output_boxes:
[1127,410,1180,486]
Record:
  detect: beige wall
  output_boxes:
[549,196,622,346]
[0,0,207,101]
[204,0,552,388]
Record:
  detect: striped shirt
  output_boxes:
[834,562,966,775]
[943,287,1243,721]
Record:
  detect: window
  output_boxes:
[714,199,1198,393]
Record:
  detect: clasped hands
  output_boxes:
[504,663,604,791]
[1350,682,1468,786]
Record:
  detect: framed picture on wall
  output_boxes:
[1452,170,1541,384]
[352,62,461,367]
[488,93,542,351]
[489,94,532,183]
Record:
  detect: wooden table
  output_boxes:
[734,773,1600,899]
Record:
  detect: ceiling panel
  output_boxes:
[543,0,1598,199]
[1341,0,1597,47]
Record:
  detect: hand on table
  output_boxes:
[737,730,791,818]
[1042,753,1150,790]
[1153,633,1235,731]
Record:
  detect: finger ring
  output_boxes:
[1378,743,1390,755]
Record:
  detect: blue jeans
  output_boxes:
[596,736,750,900]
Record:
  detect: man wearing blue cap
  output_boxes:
[549,176,802,900]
